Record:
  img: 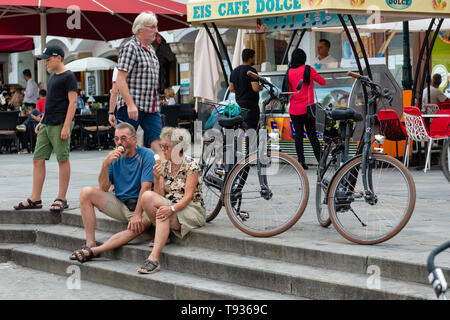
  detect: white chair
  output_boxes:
[403,106,449,173]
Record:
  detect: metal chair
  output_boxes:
[0,110,19,153]
[437,101,450,110]
[403,106,450,172]
[80,108,112,150]
[377,109,407,158]
[177,104,197,136]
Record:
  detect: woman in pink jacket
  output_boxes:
[286,48,326,169]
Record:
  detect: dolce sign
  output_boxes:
[386,0,412,9]
[192,0,302,19]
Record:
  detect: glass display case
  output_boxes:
[252,68,359,143]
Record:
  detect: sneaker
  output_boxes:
[19,148,29,154]
[300,162,309,170]
[16,124,26,132]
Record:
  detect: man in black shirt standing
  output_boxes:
[14,45,78,213]
[229,49,262,130]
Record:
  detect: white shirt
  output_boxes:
[23,78,39,104]
[422,86,449,104]
[313,55,338,69]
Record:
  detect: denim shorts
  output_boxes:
[117,107,162,145]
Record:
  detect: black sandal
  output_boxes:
[14,198,43,210]
[70,245,99,260]
[73,246,95,263]
[138,259,160,274]
[50,198,68,213]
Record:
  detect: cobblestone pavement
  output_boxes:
[0,261,158,300]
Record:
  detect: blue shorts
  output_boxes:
[117,107,162,145]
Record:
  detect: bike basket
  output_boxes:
[204,100,242,130]
[315,104,338,138]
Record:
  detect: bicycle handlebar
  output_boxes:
[347,72,393,104]
[427,240,450,299]
[427,240,450,273]
[347,71,361,80]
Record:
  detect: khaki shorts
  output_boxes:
[101,192,151,224]
[159,196,206,239]
[33,122,74,162]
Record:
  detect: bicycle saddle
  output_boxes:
[331,108,363,122]
[218,116,244,129]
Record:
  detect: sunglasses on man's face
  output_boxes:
[159,143,170,151]
[114,135,135,143]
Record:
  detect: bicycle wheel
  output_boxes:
[223,151,309,237]
[201,138,223,222]
[327,153,416,245]
[315,143,339,228]
[441,139,450,182]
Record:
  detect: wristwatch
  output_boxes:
[170,205,176,213]
[108,111,115,115]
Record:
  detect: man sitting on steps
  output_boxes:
[70,122,155,263]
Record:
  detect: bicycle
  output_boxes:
[324,72,416,244]
[200,72,309,237]
[315,104,363,227]
[441,138,450,182]
[427,240,450,299]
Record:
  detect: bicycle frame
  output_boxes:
[342,75,393,205]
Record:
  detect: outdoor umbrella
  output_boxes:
[0,35,34,52]
[65,57,117,72]
[232,29,251,69]
[0,1,189,41]
[193,27,222,103]
[0,0,189,85]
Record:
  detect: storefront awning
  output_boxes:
[188,0,450,29]
[0,35,34,52]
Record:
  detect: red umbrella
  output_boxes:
[0,1,188,85]
[0,1,188,41]
[0,35,34,52]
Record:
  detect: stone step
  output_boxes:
[0,209,61,225]
[5,243,300,300]
[0,225,36,244]
[172,218,450,287]
[2,224,436,300]
[3,208,447,287]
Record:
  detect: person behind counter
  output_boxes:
[313,39,338,70]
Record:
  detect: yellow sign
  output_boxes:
[187,0,450,23]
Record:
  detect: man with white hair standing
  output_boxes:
[115,11,162,155]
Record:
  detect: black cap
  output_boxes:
[36,45,65,60]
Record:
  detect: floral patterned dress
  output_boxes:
[160,155,206,238]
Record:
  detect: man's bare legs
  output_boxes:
[78,187,108,249]
[75,187,151,259]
